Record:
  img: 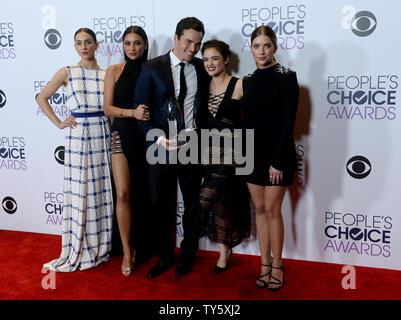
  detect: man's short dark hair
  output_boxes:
[175,17,205,39]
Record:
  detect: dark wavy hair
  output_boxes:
[122,26,148,62]
[74,27,97,43]
[201,39,231,61]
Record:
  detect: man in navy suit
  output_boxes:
[134,17,208,278]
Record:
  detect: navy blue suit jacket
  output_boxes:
[134,51,209,144]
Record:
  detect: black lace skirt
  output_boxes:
[199,164,251,248]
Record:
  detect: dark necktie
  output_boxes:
[177,62,187,118]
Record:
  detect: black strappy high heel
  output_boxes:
[267,264,284,291]
[256,262,272,288]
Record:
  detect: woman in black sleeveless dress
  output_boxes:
[104,26,154,276]
[200,40,250,273]
[242,26,299,290]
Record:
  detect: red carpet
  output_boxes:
[0,230,400,300]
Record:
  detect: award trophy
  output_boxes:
[167,97,186,148]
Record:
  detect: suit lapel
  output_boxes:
[192,58,202,92]
[159,52,175,97]
[191,58,207,126]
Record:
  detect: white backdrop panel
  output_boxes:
[1,0,400,271]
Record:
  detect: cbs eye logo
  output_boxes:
[351,11,377,37]
[2,196,17,214]
[0,90,6,108]
[346,155,371,179]
[44,29,62,49]
[54,146,64,165]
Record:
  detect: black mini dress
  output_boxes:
[242,63,299,186]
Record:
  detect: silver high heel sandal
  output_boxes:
[121,249,136,277]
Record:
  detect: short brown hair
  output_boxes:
[175,17,205,39]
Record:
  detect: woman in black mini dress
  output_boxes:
[104,26,153,276]
[242,26,299,290]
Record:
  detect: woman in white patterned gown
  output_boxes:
[36,28,113,272]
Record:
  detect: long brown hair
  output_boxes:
[250,26,278,48]
[250,26,278,63]
[122,26,148,62]
[74,27,97,43]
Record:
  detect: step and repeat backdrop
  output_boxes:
[1,0,400,271]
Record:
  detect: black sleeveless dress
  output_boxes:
[199,77,250,248]
[242,64,299,186]
[110,59,155,261]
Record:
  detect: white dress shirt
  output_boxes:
[157,50,199,145]
[169,50,198,130]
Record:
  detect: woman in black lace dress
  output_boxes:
[199,40,250,273]
[242,26,299,290]
[104,26,154,276]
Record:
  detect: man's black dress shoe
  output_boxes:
[147,257,175,279]
[175,258,193,276]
